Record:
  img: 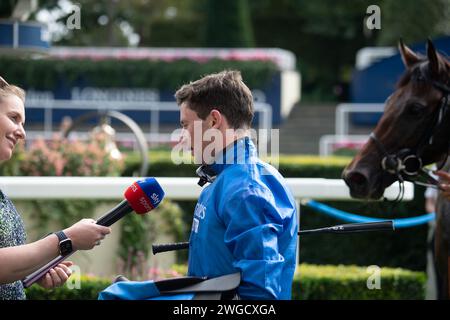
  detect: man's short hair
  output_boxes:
[175,70,254,129]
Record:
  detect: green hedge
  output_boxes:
[124,152,429,272]
[174,263,425,300]
[123,152,352,178]
[294,264,426,300]
[25,275,111,300]
[0,57,278,91]
[25,264,425,300]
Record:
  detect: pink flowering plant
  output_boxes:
[116,249,184,281]
[16,134,125,235]
[20,135,124,177]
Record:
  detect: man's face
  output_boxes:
[179,102,213,164]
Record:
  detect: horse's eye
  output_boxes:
[406,103,426,117]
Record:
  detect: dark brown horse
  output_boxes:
[343,40,450,298]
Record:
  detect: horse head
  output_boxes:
[343,39,450,200]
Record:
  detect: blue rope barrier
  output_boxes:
[304,200,435,229]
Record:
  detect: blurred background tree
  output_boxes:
[204,0,254,47]
[29,0,450,101]
[377,0,450,45]
[0,1,18,18]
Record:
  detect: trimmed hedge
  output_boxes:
[174,263,426,300]
[25,264,426,300]
[0,58,278,91]
[123,152,351,178]
[294,264,426,300]
[25,275,111,300]
[124,152,429,272]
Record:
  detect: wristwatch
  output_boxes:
[54,231,73,256]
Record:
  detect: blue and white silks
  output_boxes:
[188,137,298,299]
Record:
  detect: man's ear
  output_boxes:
[209,109,222,128]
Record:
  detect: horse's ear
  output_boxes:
[398,39,420,69]
[427,39,441,77]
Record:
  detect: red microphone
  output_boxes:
[22,178,164,288]
[96,178,164,226]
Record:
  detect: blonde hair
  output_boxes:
[0,76,26,103]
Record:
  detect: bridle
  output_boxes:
[370,61,450,200]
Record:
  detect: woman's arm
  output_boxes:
[0,234,60,284]
[0,218,111,284]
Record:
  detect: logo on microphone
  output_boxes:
[130,183,138,192]
[151,193,160,204]
[139,197,153,212]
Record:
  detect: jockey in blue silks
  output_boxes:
[187,136,298,299]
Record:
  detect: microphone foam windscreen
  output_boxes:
[124,178,165,214]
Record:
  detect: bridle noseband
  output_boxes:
[370,62,450,198]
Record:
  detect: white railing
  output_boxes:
[2,176,413,271]
[0,177,414,201]
[319,135,370,157]
[319,103,385,156]
[335,103,384,136]
[24,99,273,146]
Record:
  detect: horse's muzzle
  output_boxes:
[342,168,384,200]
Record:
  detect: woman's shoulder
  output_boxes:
[0,189,26,248]
[0,190,18,216]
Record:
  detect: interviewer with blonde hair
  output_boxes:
[0,76,111,300]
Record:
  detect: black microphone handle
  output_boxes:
[95,200,133,226]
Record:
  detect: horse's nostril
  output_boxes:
[349,172,367,186]
[344,171,369,197]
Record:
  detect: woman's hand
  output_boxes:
[63,219,111,250]
[435,171,450,201]
[36,261,73,289]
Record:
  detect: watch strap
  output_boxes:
[54,230,68,243]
